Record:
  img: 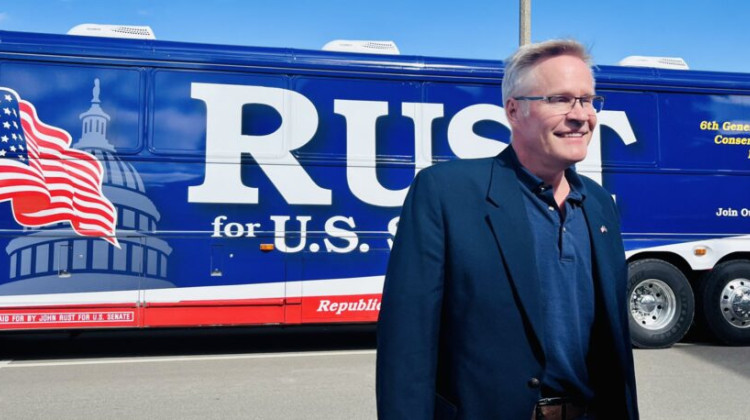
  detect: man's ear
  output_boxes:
[505,98,520,124]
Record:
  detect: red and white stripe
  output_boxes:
[0,98,118,247]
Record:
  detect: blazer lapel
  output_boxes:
[485,148,545,351]
[582,196,624,337]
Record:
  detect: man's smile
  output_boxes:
[554,130,588,138]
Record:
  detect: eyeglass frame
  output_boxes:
[512,95,605,114]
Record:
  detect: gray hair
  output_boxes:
[501,39,593,106]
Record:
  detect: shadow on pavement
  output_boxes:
[0,324,377,361]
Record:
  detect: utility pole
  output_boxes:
[520,0,531,46]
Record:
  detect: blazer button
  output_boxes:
[527,377,541,388]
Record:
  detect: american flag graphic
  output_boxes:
[0,87,119,247]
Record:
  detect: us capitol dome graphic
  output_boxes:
[2,79,174,294]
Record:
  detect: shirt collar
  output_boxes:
[506,145,587,203]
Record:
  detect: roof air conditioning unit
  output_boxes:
[618,56,689,70]
[322,40,400,55]
[67,24,156,40]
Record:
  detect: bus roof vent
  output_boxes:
[618,56,689,70]
[67,24,156,40]
[322,40,400,55]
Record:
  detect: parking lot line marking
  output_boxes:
[1,349,376,368]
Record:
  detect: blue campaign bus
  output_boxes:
[0,29,748,348]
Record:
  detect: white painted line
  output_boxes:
[0,360,12,369]
[1,349,376,368]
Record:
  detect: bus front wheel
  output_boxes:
[627,259,695,349]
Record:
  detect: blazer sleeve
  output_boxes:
[376,168,446,420]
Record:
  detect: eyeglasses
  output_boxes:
[512,95,605,115]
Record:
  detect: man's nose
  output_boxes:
[566,100,590,121]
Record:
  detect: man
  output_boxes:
[376,40,638,420]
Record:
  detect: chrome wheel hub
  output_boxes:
[720,278,750,328]
[630,279,677,330]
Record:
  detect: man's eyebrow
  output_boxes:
[540,93,572,98]
[546,92,596,97]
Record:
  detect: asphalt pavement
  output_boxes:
[0,327,748,419]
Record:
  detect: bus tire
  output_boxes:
[698,260,750,345]
[627,259,695,349]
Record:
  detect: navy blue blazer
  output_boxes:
[376,147,638,419]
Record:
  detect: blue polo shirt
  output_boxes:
[509,149,595,402]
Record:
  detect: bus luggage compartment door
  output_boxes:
[0,234,142,331]
[141,236,285,328]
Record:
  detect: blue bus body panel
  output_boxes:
[0,30,748,328]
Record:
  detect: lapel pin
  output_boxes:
[600,225,608,234]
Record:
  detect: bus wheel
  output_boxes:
[698,260,750,345]
[627,259,695,349]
